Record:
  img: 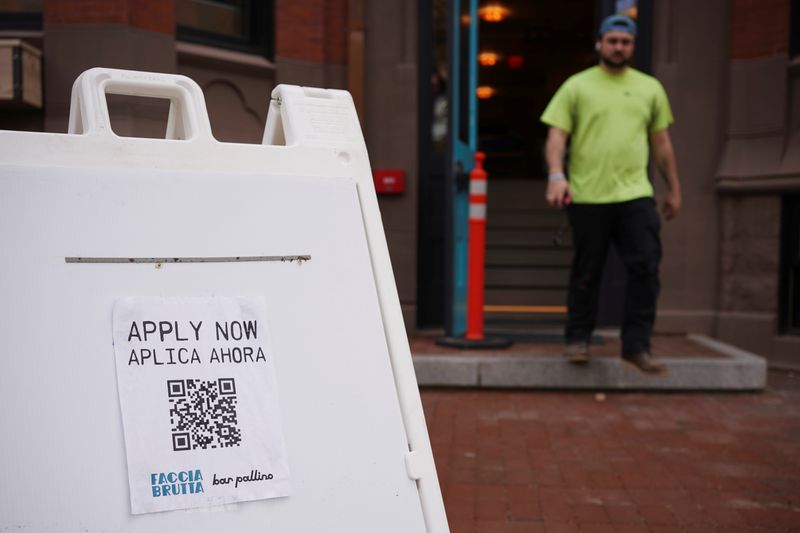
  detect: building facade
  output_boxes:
[1,0,797,366]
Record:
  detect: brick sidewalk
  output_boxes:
[421,370,800,532]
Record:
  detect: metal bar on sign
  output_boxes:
[65,255,311,264]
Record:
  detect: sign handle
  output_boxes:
[67,67,214,142]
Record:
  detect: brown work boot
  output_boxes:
[621,351,666,374]
[564,342,590,365]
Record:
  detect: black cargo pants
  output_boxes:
[565,197,662,356]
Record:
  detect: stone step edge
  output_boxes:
[411,334,767,390]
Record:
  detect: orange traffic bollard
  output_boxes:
[438,152,512,349]
[466,152,488,340]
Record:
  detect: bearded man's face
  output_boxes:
[598,30,635,69]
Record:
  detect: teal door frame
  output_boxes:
[445,0,478,336]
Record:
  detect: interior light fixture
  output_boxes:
[478,51,501,66]
[615,0,638,19]
[623,7,638,19]
[476,86,496,99]
[478,3,510,22]
[507,55,524,69]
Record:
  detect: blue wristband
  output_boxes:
[548,172,566,181]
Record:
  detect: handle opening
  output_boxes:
[68,68,213,142]
[104,93,174,140]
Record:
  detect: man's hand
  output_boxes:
[544,127,571,209]
[650,129,682,221]
[546,178,571,209]
[662,189,681,221]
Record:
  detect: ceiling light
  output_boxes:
[478,4,510,22]
[476,86,496,99]
[478,51,501,66]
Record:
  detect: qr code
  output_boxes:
[168,378,242,451]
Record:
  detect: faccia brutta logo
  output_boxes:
[151,469,204,497]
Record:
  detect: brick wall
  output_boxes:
[730,0,790,59]
[275,0,347,63]
[44,0,175,35]
[325,0,347,64]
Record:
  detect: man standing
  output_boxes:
[540,14,681,374]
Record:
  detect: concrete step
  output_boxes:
[411,334,768,391]
[486,228,570,247]
[484,179,571,314]
[485,266,569,287]
[486,181,546,209]
[486,287,568,306]
[487,210,567,230]
[486,247,572,267]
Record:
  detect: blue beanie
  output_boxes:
[598,14,637,38]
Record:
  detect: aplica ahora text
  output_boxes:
[125,320,267,365]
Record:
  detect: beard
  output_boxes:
[600,52,631,69]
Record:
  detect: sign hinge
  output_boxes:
[405,450,424,481]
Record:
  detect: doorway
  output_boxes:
[476,1,595,337]
[417,0,651,332]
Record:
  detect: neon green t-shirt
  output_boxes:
[540,66,674,204]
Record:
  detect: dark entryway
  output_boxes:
[780,195,800,334]
[417,0,653,332]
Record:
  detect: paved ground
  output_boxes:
[421,370,800,532]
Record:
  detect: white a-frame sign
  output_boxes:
[0,68,448,532]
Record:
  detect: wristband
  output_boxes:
[548,172,566,181]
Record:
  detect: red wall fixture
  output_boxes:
[373,168,405,194]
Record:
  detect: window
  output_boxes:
[176,0,273,59]
[0,0,42,31]
[780,195,800,334]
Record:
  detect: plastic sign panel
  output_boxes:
[0,68,449,533]
[112,296,290,514]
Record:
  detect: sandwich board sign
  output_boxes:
[0,68,449,532]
